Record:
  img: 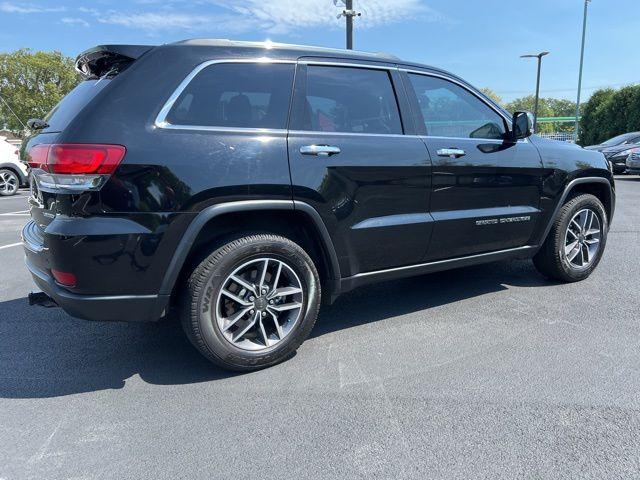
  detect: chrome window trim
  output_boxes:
[154,58,296,132]
[289,130,411,139]
[298,59,399,71]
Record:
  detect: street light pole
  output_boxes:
[336,0,361,50]
[574,0,591,142]
[520,51,550,133]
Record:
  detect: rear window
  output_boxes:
[44,79,110,132]
[164,63,295,130]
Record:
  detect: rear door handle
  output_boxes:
[437,148,466,158]
[300,145,341,157]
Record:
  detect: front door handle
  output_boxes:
[437,148,466,158]
[300,145,341,157]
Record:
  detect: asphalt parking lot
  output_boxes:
[1,177,639,480]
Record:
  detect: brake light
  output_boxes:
[27,144,50,170]
[48,144,126,174]
[26,144,126,174]
[51,269,77,288]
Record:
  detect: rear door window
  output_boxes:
[164,63,295,129]
[293,65,403,135]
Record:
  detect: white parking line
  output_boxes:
[0,242,21,251]
[0,210,29,216]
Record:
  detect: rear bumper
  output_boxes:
[23,220,169,322]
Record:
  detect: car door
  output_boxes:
[401,70,544,261]
[287,60,433,276]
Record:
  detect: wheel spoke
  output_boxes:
[580,210,590,230]
[585,237,600,245]
[268,302,302,312]
[258,259,269,288]
[565,240,579,256]
[230,275,257,295]
[221,306,252,332]
[267,309,284,339]
[258,317,270,346]
[585,228,600,237]
[582,243,590,264]
[232,311,259,342]
[268,286,303,299]
[271,262,283,291]
[221,289,252,307]
[566,228,578,240]
[567,243,581,262]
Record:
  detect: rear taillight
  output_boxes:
[27,143,126,192]
[27,144,50,170]
[47,144,126,174]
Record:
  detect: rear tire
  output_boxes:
[181,234,320,371]
[0,169,19,196]
[533,193,608,282]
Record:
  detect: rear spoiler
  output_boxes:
[75,44,155,78]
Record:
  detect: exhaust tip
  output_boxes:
[28,291,58,308]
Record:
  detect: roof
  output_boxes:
[170,38,406,64]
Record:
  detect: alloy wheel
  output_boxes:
[564,208,602,268]
[0,170,18,196]
[215,257,304,351]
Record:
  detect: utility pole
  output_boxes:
[521,51,550,133]
[335,0,361,50]
[574,0,591,142]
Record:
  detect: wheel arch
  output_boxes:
[537,176,614,247]
[160,200,341,305]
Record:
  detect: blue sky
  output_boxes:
[0,0,637,102]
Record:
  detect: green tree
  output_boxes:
[0,49,80,134]
[579,88,615,146]
[480,88,503,106]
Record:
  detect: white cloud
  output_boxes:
[96,0,444,34]
[61,17,89,27]
[0,2,65,13]
[215,0,442,33]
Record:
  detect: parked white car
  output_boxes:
[0,136,28,196]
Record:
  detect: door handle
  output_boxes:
[437,148,466,158]
[300,145,341,157]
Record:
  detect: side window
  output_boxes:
[295,65,403,135]
[165,63,295,129]
[408,74,506,140]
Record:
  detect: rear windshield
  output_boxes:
[44,79,110,132]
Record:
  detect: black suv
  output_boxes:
[22,40,615,370]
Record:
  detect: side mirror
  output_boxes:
[511,111,533,140]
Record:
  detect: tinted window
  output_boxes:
[296,66,402,135]
[166,63,295,129]
[408,74,506,140]
[44,79,111,132]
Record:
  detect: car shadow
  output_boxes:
[0,260,553,399]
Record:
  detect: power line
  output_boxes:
[0,93,26,130]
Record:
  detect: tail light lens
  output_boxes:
[48,144,126,174]
[27,143,126,192]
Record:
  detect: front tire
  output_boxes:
[181,234,321,371]
[533,193,608,282]
[0,169,19,196]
